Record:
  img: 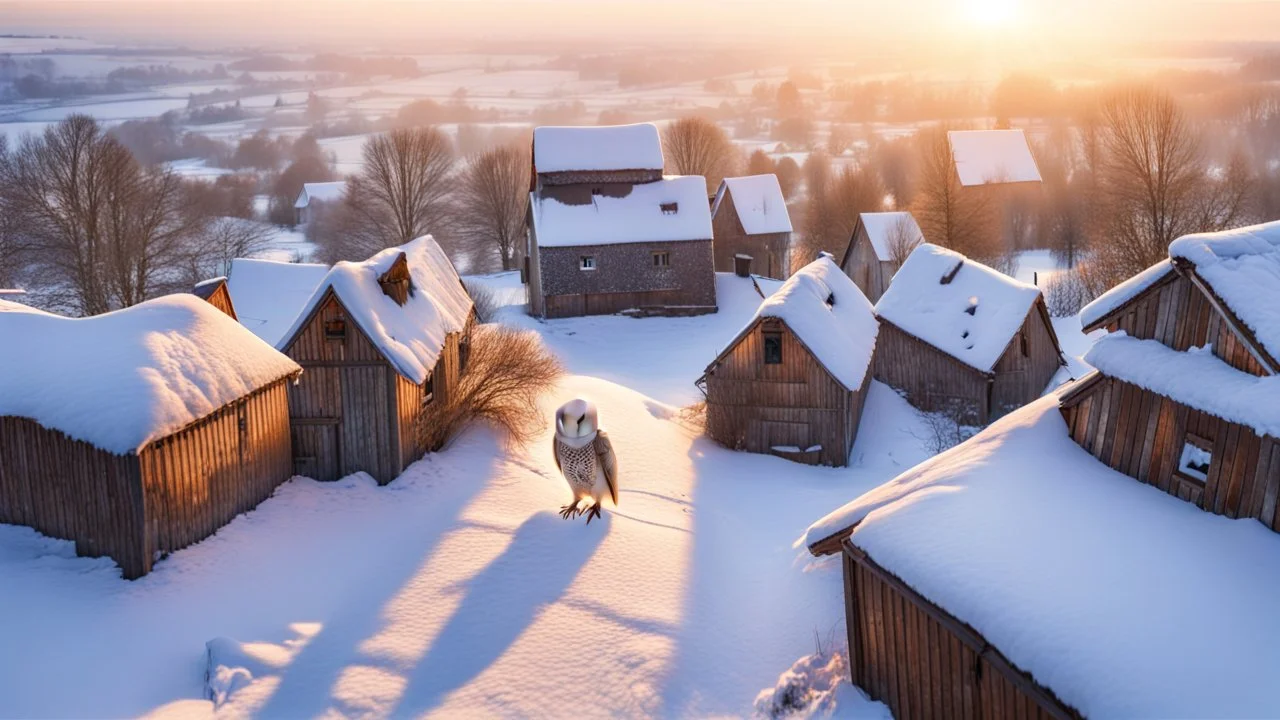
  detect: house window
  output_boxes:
[422,373,435,406]
[324,317,346,341]
[580,256,596,271]
[652,251,670,267]
[763,332,783,365]
[1176,433,1214,485]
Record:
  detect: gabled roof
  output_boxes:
[1079,260,1176,332]
[277,235,474,384]
[226,258,330,346]
[191,276,228,301]
[712,174,793,235]
[1170,221,1280,368]
[803,395,1280,717]
[848,211,924,264]
[533,123,664,174]
[948,129,1042,187]
[708,256,878,391]
[875,244,1044,373]
[0,294,301,455]
[530,175,713,248]
[294,181,346,208]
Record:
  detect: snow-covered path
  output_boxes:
[0,273,934,718]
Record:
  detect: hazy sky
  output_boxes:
[3,1,1280,50]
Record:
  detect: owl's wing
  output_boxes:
[594,430,619,506]
[552,436,562,473]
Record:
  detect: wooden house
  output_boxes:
[798,224,1280,719]
[839,212,924,303]
[873,244,1063,424]
[293,181,346,225]
[1063,221,1280,528]
[0,295,301,579]
[226,258,329,346]
[191,276,237,320]
[525,123,717,318]
[710,174,792,280]
[275,235,475,484]
[699,255,878,467]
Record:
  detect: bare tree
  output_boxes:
[796,157,885,266]
[4,115,199,314]
[184,217,275,281]
[910,126,1000,266]
[455,144,528,272]
[336,127,455,260]
[662,116,740,194]
[0,136,26,289]
[886,215,922,266]
[1095,86,1251,280]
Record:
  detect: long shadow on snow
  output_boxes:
[390,510,609,717]
[255,447,499,719]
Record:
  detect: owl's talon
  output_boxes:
[559,502,580,519]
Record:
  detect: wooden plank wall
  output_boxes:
[0,417,147,578]
[1099,273,1268,378]
[1062,376,1280,531]
[845,549,1080,720]
[543,289,714,319]
[989,303,1063,418]
[841,232,894,304]
[139,379,294,569]
[873,322,991,423]
[712,193,791,279]
[704,319,857,466]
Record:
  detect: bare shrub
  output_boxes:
[1044,259,1115,317]
[418,325,563,451]
[911,402,978,455]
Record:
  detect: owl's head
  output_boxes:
[556,398,598,439]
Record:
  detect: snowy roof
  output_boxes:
[713,175,793,235]
[875,244,1043,372]
[226,259,330,346]
[948,130,1042,187]
[191,276,228,301]
[803,396,1280,717]
[1079,260,1174,330]
[294,181,346,209]
[0,298,54,315]
[719,256,878,390]
[533,123,664,174]
[0,294,301,455]
[530,176,713,248]
[1170,221,1280,364]
[278,235,474,384]
[1085,333,1280,438]
[856,212,924,263]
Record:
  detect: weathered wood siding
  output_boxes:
[712,190,790,279]
[0,378,294,579]
[874,321,990,423]
[844,546,1081,720]
[201,282,238,320]
[0,418,147,577]
[1062,374,1280,532]
[704,318,866,466]
[139,379,293,566]
[990,303,1064,417]
[1090,272,1269,377]
[841,231,895,304]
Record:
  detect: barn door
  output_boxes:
[292,423,340,481]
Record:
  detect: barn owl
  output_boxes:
[552,398,618,524]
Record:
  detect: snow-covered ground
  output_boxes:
[0,273,929,718]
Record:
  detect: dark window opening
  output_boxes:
[324,317,347,341]
[652,251,670,267]
[1176,432,1214,486]
[825,292,835,307]
[422,373,435,406]
[660,202,679,215]
[580,256,596,270]
[1019,331,1029,357]
[763,332,783,365]
[459,336,471,374]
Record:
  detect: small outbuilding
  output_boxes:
[873,244,1063,424]
[226,258,330,346]
[190,276,237,320]
[525,123,717,318]
[275,235,475,484]
[839,211,924,303]
[293,180,346,225]
[699,255,878,467]
[711,174,793,280]
[0,295,302,579]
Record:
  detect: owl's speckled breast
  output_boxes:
[556,438,598,491]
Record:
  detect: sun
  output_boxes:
[965,0,1020,28]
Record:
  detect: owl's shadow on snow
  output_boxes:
[391,510,610,716]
